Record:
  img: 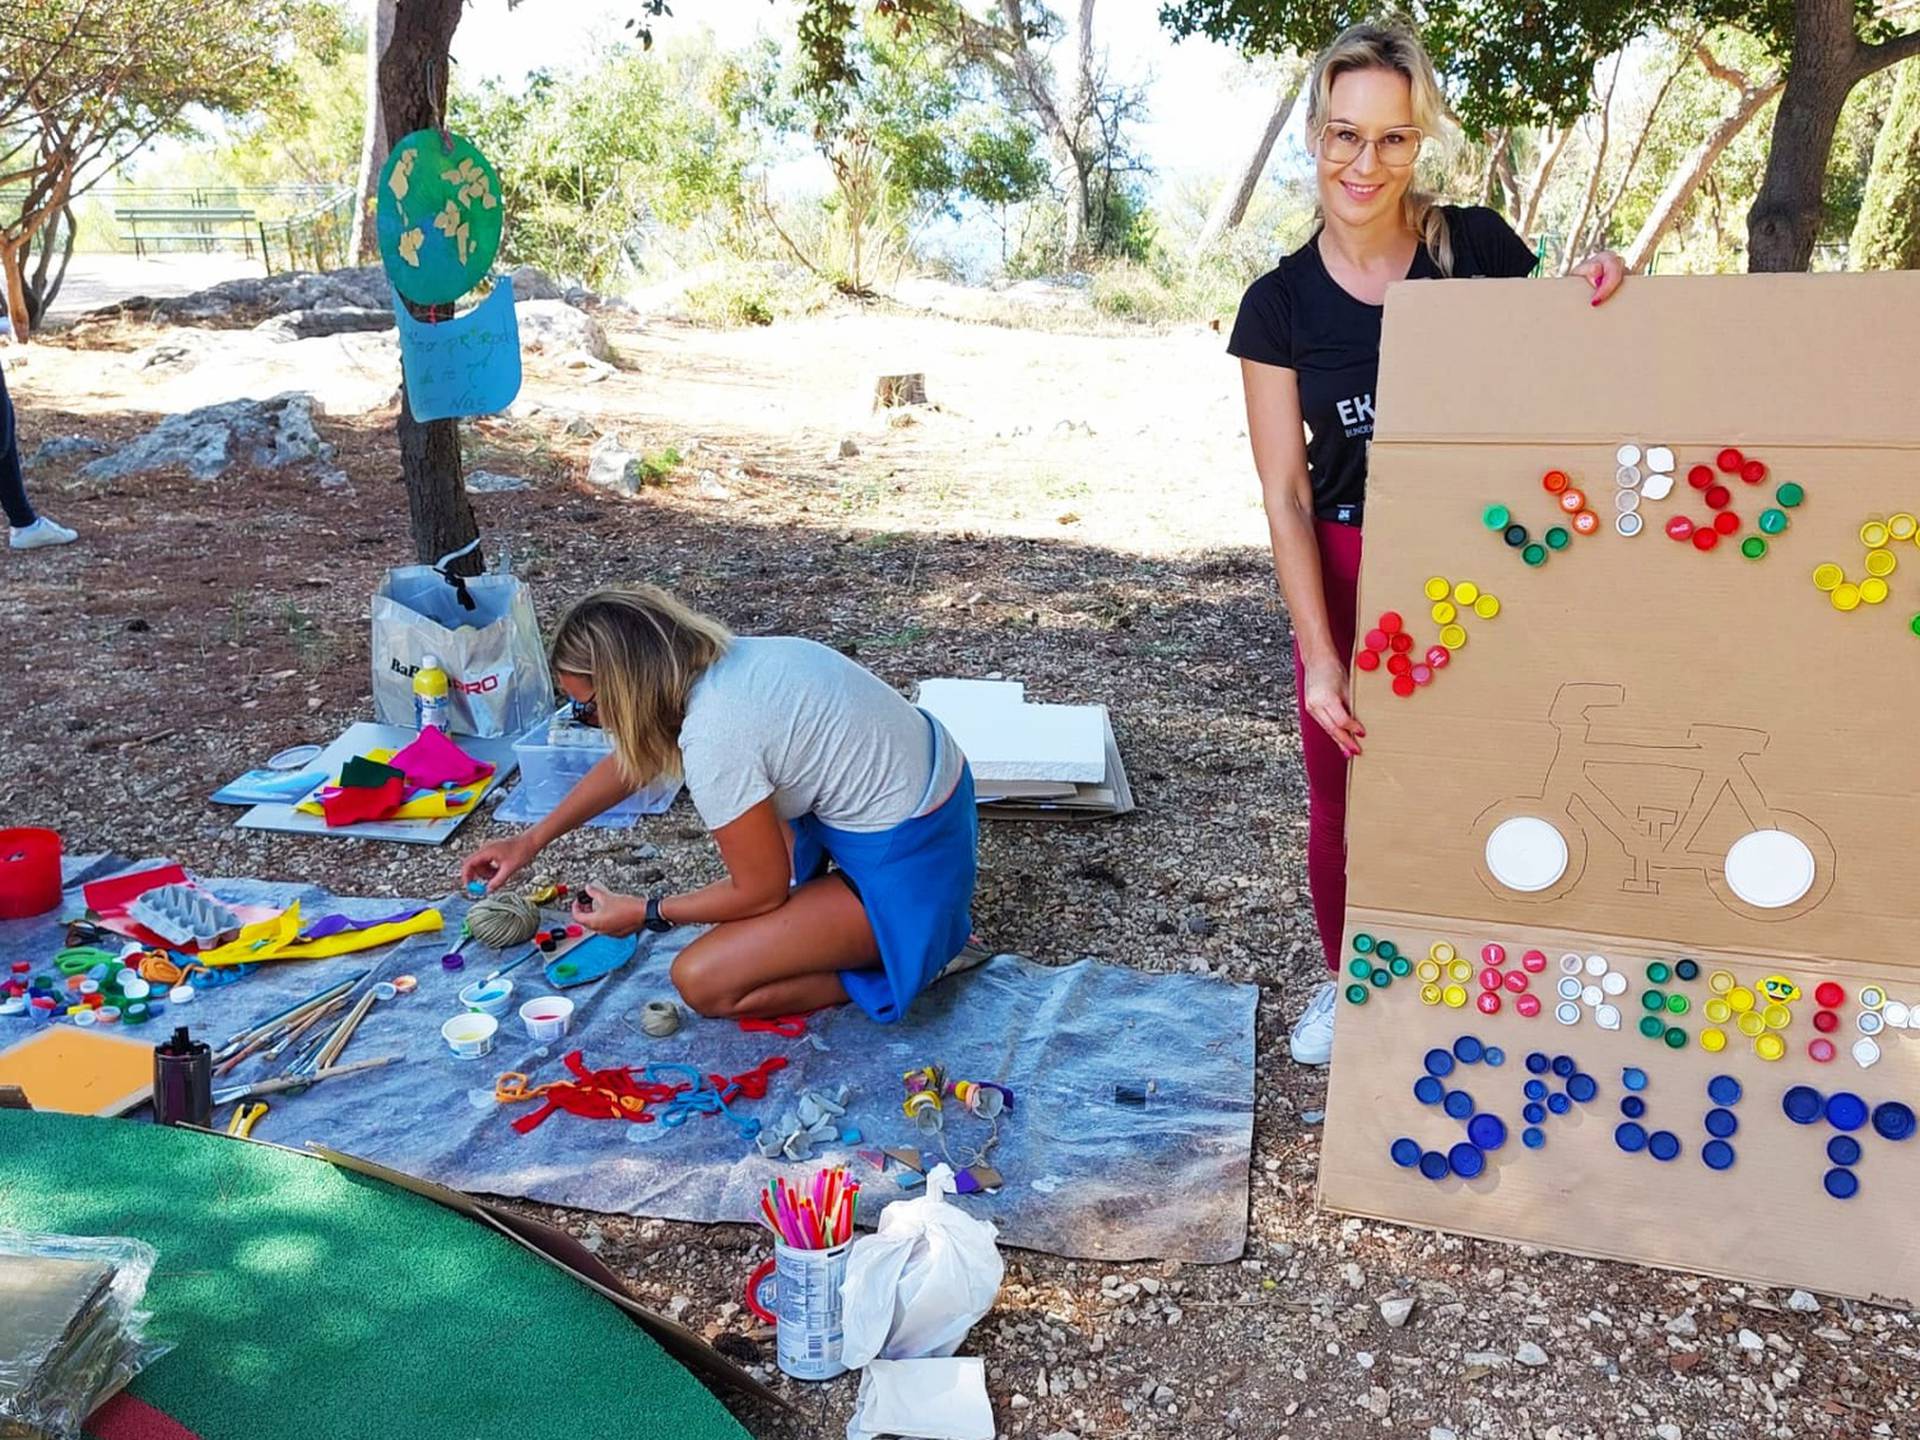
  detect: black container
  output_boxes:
[153,1026,211,1128]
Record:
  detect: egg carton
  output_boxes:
[128,883,242,948]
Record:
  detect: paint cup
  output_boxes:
[519,994,574,1043]
[772,1239,851,1381]
[459,977,514,1016]
[442,1012,498,1059]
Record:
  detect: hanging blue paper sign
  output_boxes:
[392,276,523,422]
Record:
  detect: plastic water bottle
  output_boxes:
[413,654,451,732]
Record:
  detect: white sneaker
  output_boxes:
[9,517,77,549]
[1289,981,1337,1066]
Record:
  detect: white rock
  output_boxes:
[516,298,612,361]
[1379,1296,1416,1329]
[1785,1290,1820,1313]
[1737,1328,1765,1353]
[1656,1425,1683,1440]
[1431,1429,1458,1440]
[1664,1312,1699,1338]
[1514,1341,1549,1367]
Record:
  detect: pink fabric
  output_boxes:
[1290,519,1363,973]
[389,726,494,790]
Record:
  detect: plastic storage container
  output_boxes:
[511,708,680,824]
[0,827,61,919]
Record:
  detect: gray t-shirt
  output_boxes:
[677,637,963,833]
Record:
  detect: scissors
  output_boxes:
[226,1102,268,1139]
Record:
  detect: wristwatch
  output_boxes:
[643,894,676,933]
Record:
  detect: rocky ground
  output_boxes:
[2,285,1914,1440]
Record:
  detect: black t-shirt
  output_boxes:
[1228,204,1538,526]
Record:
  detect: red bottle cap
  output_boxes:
[1364,628,1389,652]
[567,923,584,937]
[1688,464,1715,490]
[1479,967,1503,991]
[1559,488,1587,514]
[1713,511,1740,535]
[1502,969,1530,994]
[1482,943,1506,966]
[1355,649,1381,672]
[1741,458,1767,484]
[1387,653,1412,677]
[1410,664,1434,686]
[1808,1037,1836,1064]
[1813,1008,1839,1033]
[1716,447,1744,473]
[1572,509,1599,535]
[1426,645,1451,668]
[1666,515,1695,541]
[1515,994,1542,1017]
[1379,611,1403,634]
[1814,981,1845,1007]
[1704,484,1731,510]
[1522,949,1548,973]
[1389,632,1413,654]
[1692,527,1720,551]
[1391,675,1416,697]
[1476,991,1503,1015]
[1542,469,1569,493]
[8,961,27,974]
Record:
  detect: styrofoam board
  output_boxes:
[922,697,1107,783]
[915,678,1025,711]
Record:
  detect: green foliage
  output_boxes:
[450,36,769,289]
[173,17,365,189]
[681,260,833,327]
[1849,61,1920,269]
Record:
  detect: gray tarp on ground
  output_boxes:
[3,857,1256,1263]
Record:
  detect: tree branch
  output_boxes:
[1857,26,1920,76]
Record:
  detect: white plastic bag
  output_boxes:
[370,544,550,738]
[840,1164,1003,1367]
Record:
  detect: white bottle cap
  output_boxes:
[421,653,441,670]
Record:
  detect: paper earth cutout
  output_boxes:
[376,129,505,305]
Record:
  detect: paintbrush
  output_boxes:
[212,1054,401,1105]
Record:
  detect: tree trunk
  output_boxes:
[1561,56,1621,273]
[377,0,481,575]
[1847,58,1920,268]
[1625,54,1782,272]
[1747,0,1868,271]
[1585,38,1698,256]
[349,0,398,265]
[0,241,30,344]
[1516,125,1575,238]
[996,0,1089,262]
[23,205,76,330]
[1191,57,1306,260]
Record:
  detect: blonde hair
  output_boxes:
[1304,23,1459,276]
[549,585,732,785]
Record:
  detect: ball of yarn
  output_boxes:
[465,892,542,949]
[639,999,682,1037]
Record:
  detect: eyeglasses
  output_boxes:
[1318,124,1424,169]
[568,694,600,727]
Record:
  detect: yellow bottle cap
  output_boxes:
[1736,1010,1766,1037]
[1833,582,1863,611]
[1472,593,1500,619]
[1861,520,1891,548]
[1424,576,1451,601]
[1812,563,1845,592]
[1439,624,1468,649]
[1447,958,1472,983]
[1700,1027,1728,1053]
[1452,581,1480,606]
[1417,959,1442,983]
[1763,1002,1792,1030]
[1754,1032,1787,1062]
[1861,576,1889,604]
[1420,982,1443,1006]
[1442,984,1468,1009]
[1708,969,1735,994]
[1431,601,1457,625]
[1865,547,1898,578]
[1890,513,1918,540]
[1704,997,1732,1023]
[1429,941,1457,963]
[1727,985,1755,1013]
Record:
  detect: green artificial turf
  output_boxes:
[0,1110,749,1440]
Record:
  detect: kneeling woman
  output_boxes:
[460,586,978,1023]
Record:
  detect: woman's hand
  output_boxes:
[574,883,647,938]
[1571,250,1626,306]
[459,833,541,893]
[1303,655,1366,758]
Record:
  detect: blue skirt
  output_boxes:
[790,757,978,1025]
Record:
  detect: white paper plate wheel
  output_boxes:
[1723,830,1817,909]
[1484,817,1570,893]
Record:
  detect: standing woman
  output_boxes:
[1230,23,1624,1063]
[461,586,980,1023]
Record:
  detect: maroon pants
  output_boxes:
[1290,520,1362,973]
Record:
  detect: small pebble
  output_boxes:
[1514,1341,1548,1367]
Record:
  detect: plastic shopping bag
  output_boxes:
[840,1165,1003,1367]
[370,543,550,738]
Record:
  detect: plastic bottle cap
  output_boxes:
[1504,523,1529,547]
[1420,983,1443,1006]
[1475,942,1499,966]
[1616,444,1642,467]
[1616,463,1642,489]
[1776,481,1804,507]
[1666,994,1691,1015]
[1417,959,1442,983]
[1425,644,1451,669]
[1754,1033,1786,1061]
[1344,983,1370,1005]
[1521,950,1547,973]
[1448,958,1473,983]
[1858,1009,1884,1035]
[1616,512,1644,537]
[1812,562,1845,591]
[1546,525,1572,549]
[1452,581,1480,606]
[1663,1027,1688,1049]
[1890,513,1919,540]
[1566,1073,1598,1103]
[1438,624,1468,649]
[1646,446,1675,472]
[1467,1114,1508,1150]
[1390,1137,1422,1167]
[1828,1134,1862,1166]
[1707,969,1735,995]
[1861,520,1890,548]
[1666,515,1695,541]
[1431,601,1458,625]
[1740,537,1767,559]
[1872,1101,1916,1141]
[1823,1168,1860,1200]
[1832,581,1862,611]
[1704,484,1731,511]
[1581,984,1603,1007]
[1472,593,1501,619]
[1620,1095,1646,1120]
[1573,508,1600,534]
[1812,1008,1839,1032]
[1442,1089,1475,1120]
[1757,508,1788,536]
[1542,469,1569,493]
[1808,1038,1836,1063]
[1558,976,1583,1001]
[1865,547,1898,577]
[1425,576,1453,600]
[1515,994,1542,1017]
[1522,544,1548,566]
[1474,991,1501,1015]
[1715,448,1743,473]
[1692,527,1720,551]
[1447,1143,1485,1179]
[1614,1122,1647,1153]
[1646,1130,1681,1161]
[1640,989,1667,1013]
[1557,489,1586,515]
[1483,505,1511,531]
[1416,1150,1449,1180]
[1727,986,1755,1012]
[1736,1011,1766,1037]
[1443,985,1468,1009]
[1503,970,1529,994]
[1641,472,1675,500]
[1424,1047,1456,1077]
[1859,985,1885,1009]
[1853,1036,1882,1068]
[1860,577,1890,604]
[1700,1027,1727,1052]
[1554,1001,1580,1025]
[1645,961,1671,984]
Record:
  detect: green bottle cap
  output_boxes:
[1389,956,1412,977]
[1639,1015,1666,1038]
[1664,1026,1688,1049]
[1345,983,1370,1005]
[1776,482,1804,508]
[1376,940,1399,961]
[1646,962,1671,984]
[1911,613,1920,637]
[1349,958,1372,979]
[1741,537,1767,559]
[1641,989,1668,1013]
[1368,968,1390,988]
[1522,543,1548,566]
[1484,504,1511,530]
[1759,508,1788,535]
[1353,932,1376,954]
[1545,526,1571,550]
[1666,993,1690,1015]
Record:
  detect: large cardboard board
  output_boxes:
[1320,273,1920,1304]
